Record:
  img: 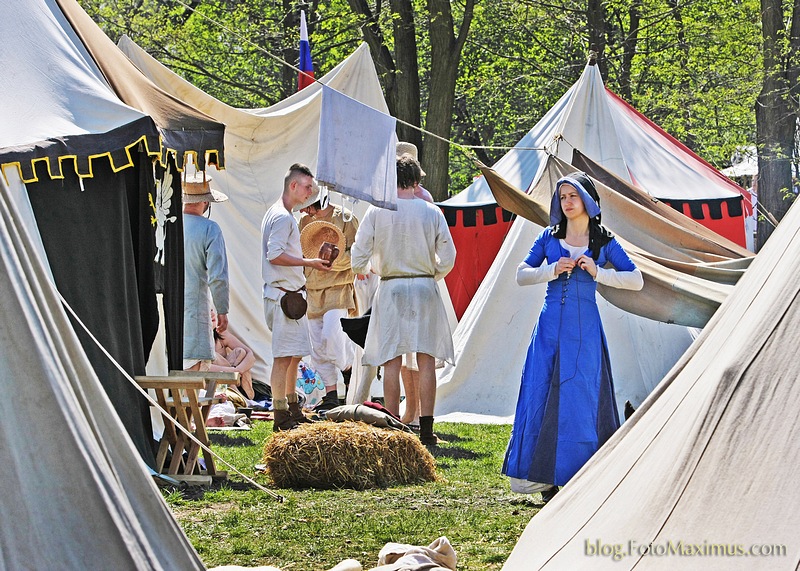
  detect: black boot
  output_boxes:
[541,485,559,504]
[341,368,352,399]
[418,416,440,446]
[316,390,340,412]
[272,409,298,432]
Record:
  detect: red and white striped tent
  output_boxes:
[441,60,751,320]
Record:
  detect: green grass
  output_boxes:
[164,421,542,570]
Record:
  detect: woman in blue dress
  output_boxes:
[502,172,643,502]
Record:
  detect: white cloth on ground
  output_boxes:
[308,308,355,387]
[370,536,457,571]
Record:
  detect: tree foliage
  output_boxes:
[80,0,764,198]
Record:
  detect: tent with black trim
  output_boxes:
[501,176,800,571]
[0,0,224,464]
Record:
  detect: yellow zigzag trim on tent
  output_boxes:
[1,135,224,186]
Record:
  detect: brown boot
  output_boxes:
[288,400,313,424]
[272,409,298,432]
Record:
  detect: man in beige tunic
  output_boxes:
[299,191,365,411]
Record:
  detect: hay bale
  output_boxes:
[263,421,437,489]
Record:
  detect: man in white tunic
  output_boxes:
[262,163,331,431]
[351,154,456,445]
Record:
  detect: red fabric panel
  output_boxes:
[675,202,747,247]
[443,206,514,320]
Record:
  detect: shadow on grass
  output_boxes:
[167,477,267,501]
[208,432,256,447]
[424,431,491,461]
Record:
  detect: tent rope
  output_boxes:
[57,290,284,502]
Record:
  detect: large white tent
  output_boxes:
[119,38,413,384]
[501,185,800,571]
[0,142,203,570]
[433,62,757,422]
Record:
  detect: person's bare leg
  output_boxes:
[284,356,302,397]
[400,366,420,425]
[417,353,436,416]
[284,356,311,423]
[417,353,439,445]
[270,356,296,430]
[382,356,402,416]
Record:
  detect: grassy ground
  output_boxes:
[163,421,544,570]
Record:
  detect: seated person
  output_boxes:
[209,309,256,399]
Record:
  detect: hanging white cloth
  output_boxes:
[317,85,398,210]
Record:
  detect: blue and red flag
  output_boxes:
[298,10,314,91]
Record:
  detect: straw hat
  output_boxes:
[182,171,228,203]
[300,220,346,259]
[396,141,426,176]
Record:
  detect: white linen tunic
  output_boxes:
[351,198,456,366]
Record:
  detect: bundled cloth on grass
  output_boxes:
[370,536,457,571]
[263,422,436,489]
[325,403,408,431]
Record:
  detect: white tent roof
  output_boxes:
[502,193,800,571]
[0,0,161,181]
[446,63,745,205]
[0,1,146,148]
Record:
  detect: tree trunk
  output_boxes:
[423,0,475,200]
[756,0,800,248]
[389,0,422,148]
[586,0,608,78]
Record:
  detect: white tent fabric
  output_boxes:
[120,39,396,381]
[501,194,800,571]
[435,65,715,422]
[446,63,745,205]
[0,1,147,155]
[0,174,203,569]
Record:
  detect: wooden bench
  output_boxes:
[135,370,239,483]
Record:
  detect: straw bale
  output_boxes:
[263,421,437,489]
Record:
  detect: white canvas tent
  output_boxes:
[501,187,800,571]
[118,38,449,386]
[0,174,203,569]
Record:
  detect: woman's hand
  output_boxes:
[575,254,597,278]
[555,257,577,276]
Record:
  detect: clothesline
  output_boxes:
[166,0,546,157]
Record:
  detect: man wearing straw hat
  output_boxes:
[182,170,231,372]
[299,188,364,411]
[262,163,332,431]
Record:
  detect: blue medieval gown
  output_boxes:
[502,228,637,486]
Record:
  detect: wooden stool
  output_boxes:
[135,371,239,484]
